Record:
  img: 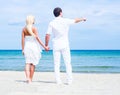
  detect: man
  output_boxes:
[45,7,86,85]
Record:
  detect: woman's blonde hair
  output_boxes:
[26,15,36,37]
[26,15,35,25]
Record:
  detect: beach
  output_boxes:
[0,71,120,95]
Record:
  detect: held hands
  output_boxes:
[45,46,50,51]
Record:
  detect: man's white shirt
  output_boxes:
[46,17,75,50]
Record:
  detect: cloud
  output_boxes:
[91,10,106,16]
[8,22,24,26]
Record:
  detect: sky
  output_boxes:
[0,0,120,50]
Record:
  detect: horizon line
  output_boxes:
[0,49,120,51]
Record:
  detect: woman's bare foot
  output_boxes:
[26,79,32,84]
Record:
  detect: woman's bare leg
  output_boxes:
[25,63,31,83]
[30,64,35,82]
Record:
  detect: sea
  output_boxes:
[0,50,120,73]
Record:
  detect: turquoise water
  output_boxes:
[0,50,120,73]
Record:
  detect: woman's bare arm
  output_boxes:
[21,29,25,54]
[33,27,49,51]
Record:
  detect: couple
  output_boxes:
[21,7,86,84]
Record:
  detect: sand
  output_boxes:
[0,71,120,95]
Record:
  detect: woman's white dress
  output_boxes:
[24,36,42,65]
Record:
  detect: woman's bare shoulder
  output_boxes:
[22,27,31,35]
[32,26,37,30]
[32,27,38,32]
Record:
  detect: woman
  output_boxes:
[21,15,49,83]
